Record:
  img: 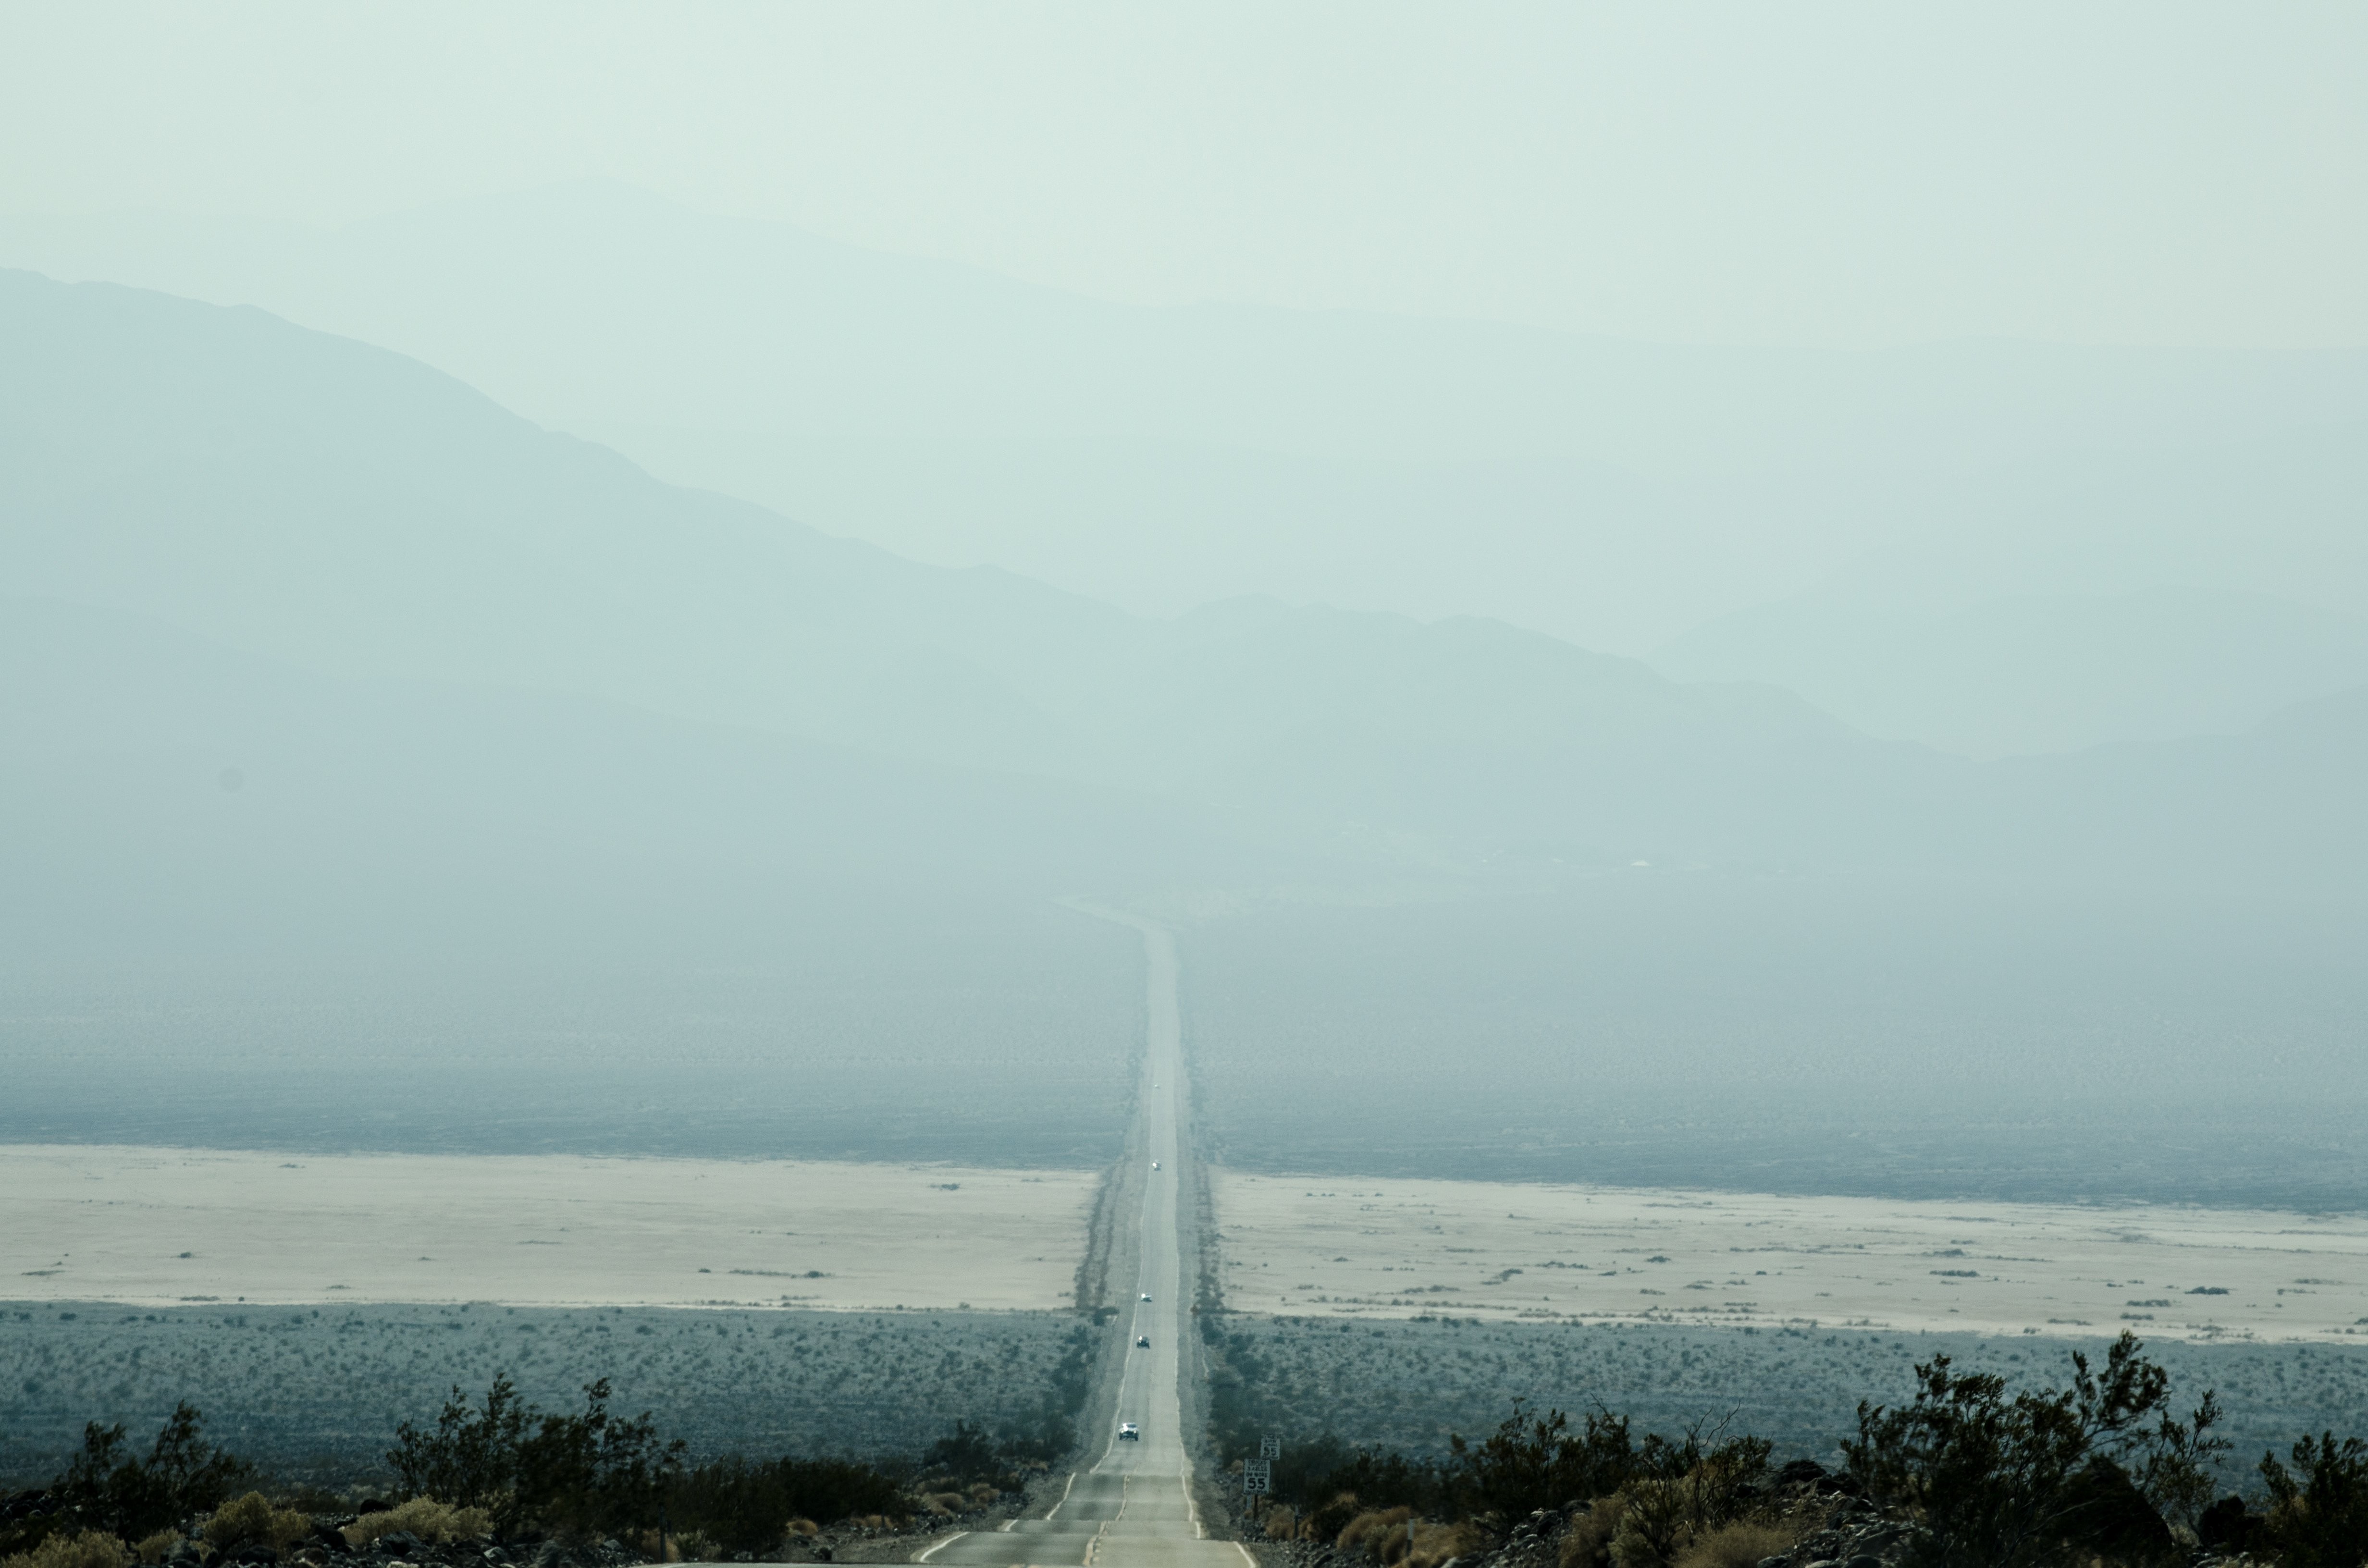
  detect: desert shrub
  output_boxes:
[1450,1403,1644,1520]
[1305,1491,1367,1546]
[128,1534,179,1567]
[664,1453,905,1553]
[1844,1332,2210,1568]
[56,1405,254,1540]
[200,1494,309,1555]
[1557,1497,1624,1568]
[386,1378,531,1511]
[1666,1521,1796,1568]
[389,1376,682,1537]
[921,1422,1001,1485]
[1262,1505,1300,1540]
[1,1531,133,1568]
[671,1530,721,1562]
[1336,1507,1412,1557]
[514,1381,682,1539]
[343,1499,493,1549]
[1404,1520,1482,1568]
[1253,1438,1452,1522]
[1331,1507,1472,1566]
[628,1530,684,1562]
[916,1420,1043,1491]
[2259,1433,2368,1568]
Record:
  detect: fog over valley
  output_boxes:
[6,10,2368,1562]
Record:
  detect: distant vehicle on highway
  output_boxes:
[1135,1335,1150,1348]
[1119,1422,1140,1441]
[1139,1292,1152,1301]
[1151,1161,1160,1170]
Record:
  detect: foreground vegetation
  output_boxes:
[0,1376,1077,1568]
[1217,1333,2368,1568]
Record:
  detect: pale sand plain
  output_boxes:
[0,1144,1095,1310]
[1214,1171,2368,1343]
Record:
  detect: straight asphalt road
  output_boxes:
[918,910,1249,1568]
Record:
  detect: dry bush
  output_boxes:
[202,1494,310,1555]
[2,1530,135,1568]
[782,1520,819,1539]
[1405,1521,1483,1568]
[342,1499,492,1549]
[1558,1498,1625,1568]
[1668,1522,1799,1568]
[965,1484,997,1507]
[1337,1507,1412,1557]
[853,1516,888,1531]
[1262,1507,1300,1541]
[1331,1509,1475,1568]
[674,1531,722,1562]
[628,1531,681,1563]
[130,1535,181,1566]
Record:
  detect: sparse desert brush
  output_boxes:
[1667,1521,1799,1568]
[342,1499,492,1549]
[2,1529,134,1568]
[965,1483,996,1507]
[201,1494,309,1555]
[781,1520,819,1539]
[628,1531,680,1563]
[130,1534,180,1567]
[672,1531,722,1562]
[1557,1497,1624,1568]
[1262,1506,1299,1540]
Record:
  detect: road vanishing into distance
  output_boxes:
[919,910,1249,1568]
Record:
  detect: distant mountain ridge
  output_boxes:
[1653,585,2368,759]
[0,267,1937,875]
[10,183,2368,665]
[6,266,2367,907]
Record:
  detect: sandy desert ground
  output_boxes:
[0,1145,1095,1311]
[1213,1171,2368,1343]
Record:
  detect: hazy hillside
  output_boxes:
[9,184,2368,662]
[12,267,2368,893]
[1655,585,2368,758]
[0,268,1949,876]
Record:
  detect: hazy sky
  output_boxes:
[4,2,2363,347]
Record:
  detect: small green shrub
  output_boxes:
[1,1530,133,1568]
[1667,1521,1799,1568]
[200,1494,308,1555]
[342,1499,493,1549]
[129,1534,179,1567]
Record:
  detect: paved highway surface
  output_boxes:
[918,911,1249,1568]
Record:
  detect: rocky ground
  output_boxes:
[0,1487,1038,1568]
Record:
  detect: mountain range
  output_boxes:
[7,183,2368,763]
[9,263,2368,945]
